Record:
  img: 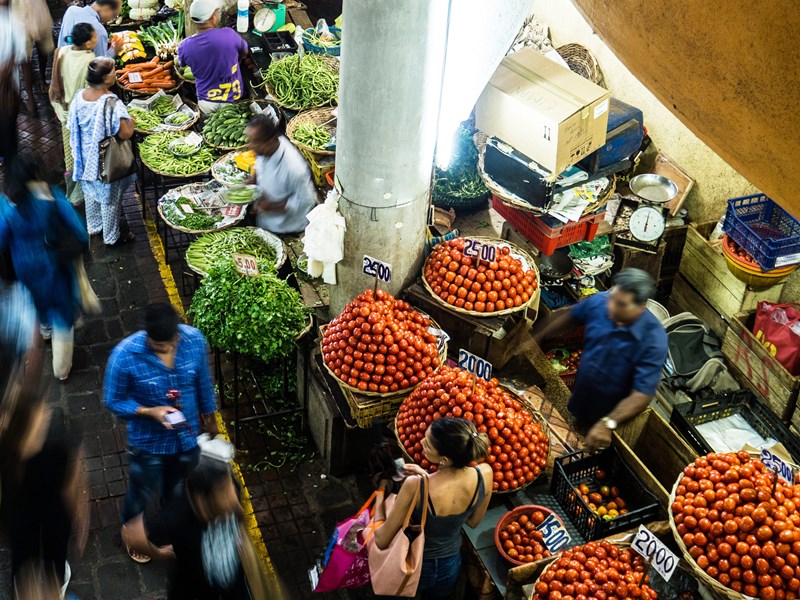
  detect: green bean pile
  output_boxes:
[294,122,331,150]
[170,142,199,156]
[165,111,191,125]
[186,228,278,275]
[129,107,163,131]
[140,131,217,177]
[263,54,338,110]
[151,95,176,117]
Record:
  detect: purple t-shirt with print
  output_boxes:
[178,27,248,103]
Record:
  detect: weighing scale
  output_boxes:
[614,174,678,253]
[253,3,286,34]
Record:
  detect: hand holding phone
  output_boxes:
[164,411,187,426]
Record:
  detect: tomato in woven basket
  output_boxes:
[532,540,657,600]
[423,237,537,314]
[321,289,441,394]
[671,451,800,600]
[395,364,549,491]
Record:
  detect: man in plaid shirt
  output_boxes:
[104,303,219,563]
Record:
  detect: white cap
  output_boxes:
[197,433,235,463]
[189,0,219,23]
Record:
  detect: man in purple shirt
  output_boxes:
[177,0,250,115]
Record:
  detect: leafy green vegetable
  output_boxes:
[189,260,310,362]
[432,123,489,209]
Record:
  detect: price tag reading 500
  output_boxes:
[632,525,678,582]
[457,349,492,381]
[363,255,392,282]
[233,253,259,277]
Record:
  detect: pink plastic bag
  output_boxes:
[313,491,377,592]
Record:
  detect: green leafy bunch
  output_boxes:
[189,260,310,362]
[432,123,488,205]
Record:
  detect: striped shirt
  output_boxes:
[104,325,218,455]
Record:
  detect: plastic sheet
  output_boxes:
[695,413,777,453]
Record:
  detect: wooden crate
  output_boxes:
[667,273,728,338]
[721,310,800,425]
[679,221,784,319]
[614,408,698,505]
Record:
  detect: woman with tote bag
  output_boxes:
[369,418,493,598]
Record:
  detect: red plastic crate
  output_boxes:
[492,195,604,255]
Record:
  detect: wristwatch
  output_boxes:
[600,416,618,431]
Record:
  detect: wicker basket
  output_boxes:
[286,107,337,156]
[156,182,246,234]
[264,55,339,111]
[211,151,253,187]
[421,236,540,318]
[344,388,408,429]
[394,385,550,494]
[185,227,286,276]
[174,66,196,86]
[119,69,182,96]
[320,314,448,399]
[132,100,200,135]
[556,43,604,86]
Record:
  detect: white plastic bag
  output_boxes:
[302,189,346,284]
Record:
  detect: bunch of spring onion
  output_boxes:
[138,13,184,60]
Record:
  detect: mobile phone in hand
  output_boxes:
[164,411,187,426]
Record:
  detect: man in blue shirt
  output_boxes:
[105,303,219,563]
[56,0,121,58]
[535,268,668,452]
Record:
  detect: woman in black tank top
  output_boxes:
[372,418,494,599]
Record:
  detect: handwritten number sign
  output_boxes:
[457,349,492,381]
[233,253,259,277]
[761,449,795,484]
[362,255,392,282]
[464,239,497,263]
[632,525,678,582]
[537,514,571,553]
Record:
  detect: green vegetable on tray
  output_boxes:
[170,142,199,156]
[294,122,331,150]
[189,260,310,362]
[432,123,488,210]
[150,95,176,117]
[128,107,163,131]
[165,111,191,124]
[140,131,217,177]
[186,228,277,275]
[202,103,251,148]
[161,196,222,230]
[262,54,338,110]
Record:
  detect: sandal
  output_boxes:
[126,544,151,564]
[105,232,136,247]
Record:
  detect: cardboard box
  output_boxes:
[476,48,611,175]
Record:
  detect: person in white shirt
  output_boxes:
[245,114,318,235]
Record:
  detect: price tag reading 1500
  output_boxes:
[537,514,571,552]
[362,255,392,282]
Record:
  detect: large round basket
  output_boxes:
[185,227,286,276]
[668,473,741,600]
[132,100,201,135]
[394,385,550,494]
[211,151,252,186]
[156,182,246,234]
[556,43,604,86]
[144,160,215,180]
[264,55,340,112]
[422,236,540,318]
[286,107,337,156]
[320,313,448,399]
[156,204,242,234]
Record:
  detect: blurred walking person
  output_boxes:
[50,23,97,206]
[105,303,220,563]
[11,0,54,116]
[68,56,136,245]
[0,0,27,164]
[57,0,121,58]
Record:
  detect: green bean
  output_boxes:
[129,107,163,131]
[262,54,338,110]
[294,123,331,149]
[140,131,217,176]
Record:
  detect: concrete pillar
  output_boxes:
[329,0,451,315]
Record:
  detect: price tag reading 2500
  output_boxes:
[457,349,492,381]
[363,255,392,282]
[464,239,497,263]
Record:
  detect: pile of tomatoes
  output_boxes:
[577,469,630,521]
[672,451,800,600]
[724,235,758,265]
[395,365,549,491]
[321,289,441,394]
[532,541,656,600]
[498,509,552,564]
[423,238,537,313]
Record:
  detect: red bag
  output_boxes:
[753,301,800,376]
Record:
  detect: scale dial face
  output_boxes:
[254,8,277,32]
[629,206,666,242]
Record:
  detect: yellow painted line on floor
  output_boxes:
[143,208,277,578]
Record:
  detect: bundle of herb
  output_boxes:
[432,124,489,210]
[189,260,310,362]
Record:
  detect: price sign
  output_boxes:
[224,205,242,218]
[180,203,194,214]
[363,255,392,282]
[233,253,259,277]
[537,514,571,553]
[761,448,795,484]
[184,131,203,146]
[457,349,492,381]
[464,239,497,263]
[632,525,679,582]
[128,72,143,84]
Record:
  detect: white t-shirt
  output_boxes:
[0,7,27,89]
[255,137,318,234]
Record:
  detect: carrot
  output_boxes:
[150,56,160,64]
[141,66,167,78]
[151,82,177,89]
[117,63,153,72]
[126,83,150,90]
[119,73,129,83]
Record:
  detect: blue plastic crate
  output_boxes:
[302,27,341,56]
[723,193,800,270]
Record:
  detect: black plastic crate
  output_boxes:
[550,447,660,541]
[263,31,298,55]
[670,390,800,463]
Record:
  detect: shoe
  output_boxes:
[127,544,152,564]
[105,232,136,247]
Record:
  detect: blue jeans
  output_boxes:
[418,553,461,599]
[120,446,200,523]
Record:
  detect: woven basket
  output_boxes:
[156,182,245,234]
[132,100,200,135]
[143,160,214,180]
[174,66,196,86]
[556,43,604,86]
[421,236,540,318]
[211,151,252,187]
[119,67,182,96]
[286,107,337,157]
[668,474,741,600]
[394,385,550,494]
[320,314,448,399]
[344,388,408,429]
[185,227,286,276]
[264,55,339,112]
[295,314,314,342]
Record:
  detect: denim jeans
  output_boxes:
[417,553,461,599]
[120,446,200,523]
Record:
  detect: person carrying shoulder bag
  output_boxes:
[369,418,494,599]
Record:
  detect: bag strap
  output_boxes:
[416,475,430,532]
[399,476,423,530]
[355,490,379,519]
[102,95,117,137]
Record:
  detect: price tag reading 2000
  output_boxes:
[457,349,492,381]
[362,255,392,282]
[464,239,497,263]
[632,525,678,582]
